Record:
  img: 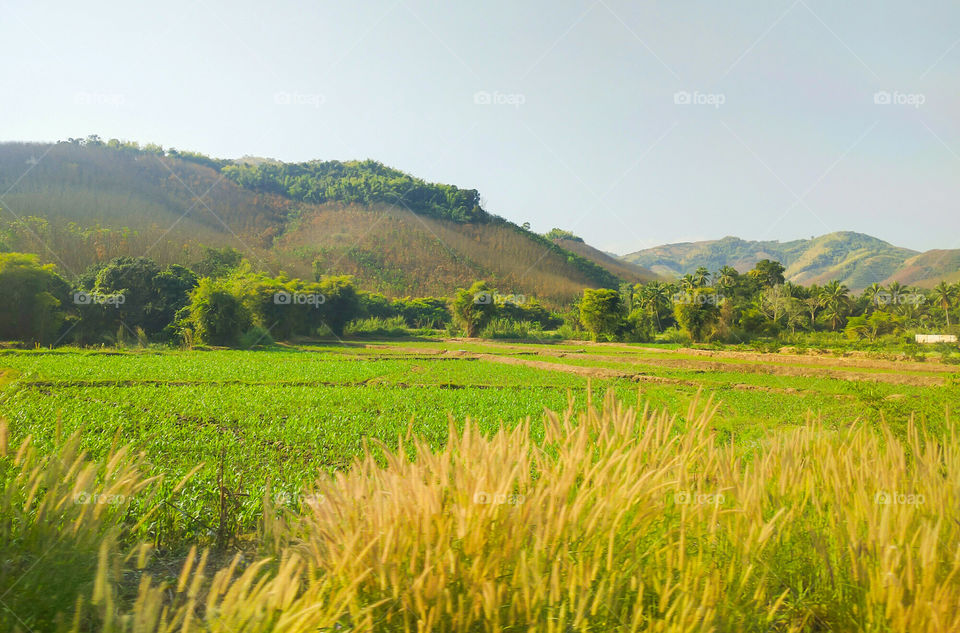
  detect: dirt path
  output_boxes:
[417,342,951,387]
[470,353,860,397]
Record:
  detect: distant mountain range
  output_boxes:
[620,233,960,290]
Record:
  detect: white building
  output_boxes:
[915,334,958,344]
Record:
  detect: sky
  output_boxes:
[3,0,959,255]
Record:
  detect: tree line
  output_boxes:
[576,260,960,343]
[0,249,561,347]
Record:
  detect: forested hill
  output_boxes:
[0,137,620,304]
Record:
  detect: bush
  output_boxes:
[345,316,408,337]
[239,326,275,349]
[0,252,71,345]
[185,278,252,347]
[451,281,497,337]
[579,288,622,341]
[660,327,693,345]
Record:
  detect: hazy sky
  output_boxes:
[3,0,959,254]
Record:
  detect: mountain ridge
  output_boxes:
[619,231,956,290]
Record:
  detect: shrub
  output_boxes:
[345,316,408,337]
[0,252,70,345]
[239,325,275,349]
[579,287,622,341]
[451,281,497,337]
[185,278,252,346]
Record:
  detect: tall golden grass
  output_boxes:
[5,391,959,632]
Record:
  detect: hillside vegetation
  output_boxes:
[0,138,619,304]
[620,232,957,290]
[552,237,659,284]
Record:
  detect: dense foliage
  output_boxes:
[573,260,960,344]
[221,159,487,222]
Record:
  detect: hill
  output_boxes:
[0,138,624,304]
[619,232,952,290]
[552,238,659,284]
[882,250,960,287]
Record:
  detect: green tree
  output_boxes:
[636,281,673,332]
[316,275,361,336]
[673,288,720,342]
[931,281,957,327]
[185,278,251,346]
[692,267,710,288]
[820,281,850,331]
[579,288,622,341]
[863,282,884,311]
[716,266,739,293]
[748,260,786,288]
[192,246,244,279]
[91,257,197,338]
[451,281,497,337]
[0,253,70,344]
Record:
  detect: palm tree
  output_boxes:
[692,267,710,288]
[636,282,672,332]
[887,281,904,308]
[820,281,850,331]
[716,266,738,292]
[679,274,695,293]
[863,282,883,310]
[931,281,957,327]
[804,295,824,326]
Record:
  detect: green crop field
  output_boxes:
[2,340,958,547]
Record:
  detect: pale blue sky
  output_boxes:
[3,0,959,254]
